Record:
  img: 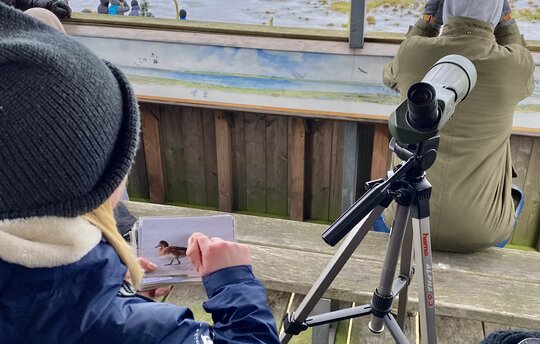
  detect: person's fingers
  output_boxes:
[195,233,212,251]
[154,286,172,298]
[137,257,158,272]
[209,236,225,242]
[187,233,203,272]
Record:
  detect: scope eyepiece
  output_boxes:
[406,82,439,130]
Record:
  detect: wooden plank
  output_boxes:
[510,135,533,190]
[159,104,188,204]
[329,121,345,221]
[245,113,268,213]
[436,315,484,344]
[483,322,534,337]
[181,107,207,206]
[265,290,293,330]
[513,137,540,248]
[68,13,351,42]
[370,123,389,180]
[341,123,359,212]
[126,202,540,330]
[135,94,540,137]
[356,123,375,198]
[266,115,289,216]
[214,111,233,212]
[201,109,219,208]
[288,118,306,221]
[306,119,334,221]
[127,129,150,200]
[509,135,533,245]
[140,104,165,204]
[231,112,247,211]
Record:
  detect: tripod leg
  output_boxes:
[280,206,384,344]
[369,204,410,334]
[384,313,410,344]
[411,203,437,344]
[396,217,414,329]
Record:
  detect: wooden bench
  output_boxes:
[125,201,540,343]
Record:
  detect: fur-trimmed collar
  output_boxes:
[0,216,101,268]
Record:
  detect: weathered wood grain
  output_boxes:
[514,137,540,247]
[245,113,268,212]
[181,107,207,206]
[140,104,165,203]
[306,120,334,221]
[127,132,149,200]
[265,289,293,330]
[370,123,389,180]
[356,123,375,199]
[231,112,247,211]
[125,202,540,330]
[266,115,289,216]
[201,109,219,208]
[436,315,484,344]
[159,104,188,203]
[329,121,345,221]
[288,117,306,221]
[509,135,534,245]
[214,111,233,212]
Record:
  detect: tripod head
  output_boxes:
[322,55,477,247]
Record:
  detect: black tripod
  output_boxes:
[280,136,440,344]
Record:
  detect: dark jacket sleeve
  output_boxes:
[86,265,280,344]
[494,22,526,46]
[1,0,71,18]
[405,18,440,38]
[203,265,280,343]
[1,0,49,12]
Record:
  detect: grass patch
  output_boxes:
[516,103,540,113]
[513,8,540,21]
[127,74,400,105]
[234,210,290,220]
[330,1,350,13]
[504,244,538,252]
[166,202,219,211]
[367,0,417,11]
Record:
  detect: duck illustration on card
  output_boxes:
[133,214,236,290]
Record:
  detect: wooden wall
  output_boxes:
[127,102,540,249]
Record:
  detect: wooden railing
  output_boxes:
[63,22,540,250]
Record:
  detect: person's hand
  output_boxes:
[187,233,252,277]
[49,0,72,19]
[496,0,515,28]
[422,0,444,30]
[135,257,172,300]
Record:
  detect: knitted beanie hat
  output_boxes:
[0,3,140,220]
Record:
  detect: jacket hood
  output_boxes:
[443,0,503,28]
[0,216,101,267]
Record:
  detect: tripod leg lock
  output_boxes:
[283,312,309,335]
[371,288,394,318]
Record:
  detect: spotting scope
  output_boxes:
[388,54,477,145]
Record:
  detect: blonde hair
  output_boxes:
[82,201,143,289]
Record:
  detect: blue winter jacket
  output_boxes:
[0,239,280,343]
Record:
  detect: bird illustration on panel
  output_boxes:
[155,240,188,266]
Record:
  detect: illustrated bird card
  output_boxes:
[134,214,236,289]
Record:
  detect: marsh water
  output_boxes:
[71,0,539,40]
